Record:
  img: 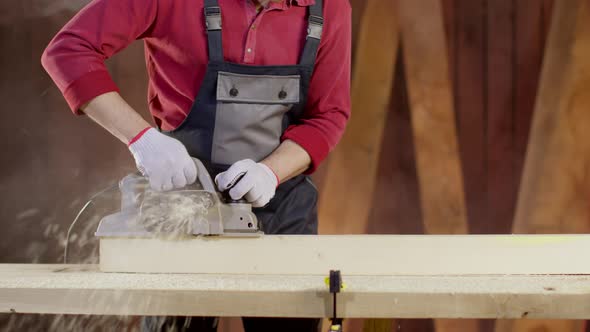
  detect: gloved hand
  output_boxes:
[215,159,279,207]
[128,128,197,191]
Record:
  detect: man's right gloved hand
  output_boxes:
[128,128,197,191]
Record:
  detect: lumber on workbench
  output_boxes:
[2,264,590,319]
[100,234,590,274]
[318,0,398,235]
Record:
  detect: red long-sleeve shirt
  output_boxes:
[41,0,351,173]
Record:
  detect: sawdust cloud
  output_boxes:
[2,173,212,330]
[3,170,220,330]
[137,190,215,238]
[2,182,128,330]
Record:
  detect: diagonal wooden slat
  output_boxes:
[319,0,398,329]
[364,50,435,332]
[318,0,398,235]
[496,0,590,332]
[487,0,516,236]
[393,1,474,332]
[398,0,469,236]
[453,0,488,237]
[511,0,590,235]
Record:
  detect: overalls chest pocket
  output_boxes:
[212,71,301,166]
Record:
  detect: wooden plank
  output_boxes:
[363,319,395,332]
[514,0,552,199]
[366,49,424,236]
[398,2,472,330]
[398,0,468,235]
[100,234,590,275]
[497,1,589,332]
[454,0,487,234]
[441,0,455,85]
[486,0,516,235]
[362,49,418,332]
[496,3,553,332]
[318,0,398,235]
[512,0,590,235]
[3,264,590,319]
[442,3,483,331]
[503,321,585,332]
[363,59,430,332]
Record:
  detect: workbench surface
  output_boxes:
[1,264,590,319]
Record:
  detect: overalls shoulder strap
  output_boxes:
[299,0,324,68]
[202,0,325,67]
[204,0,223,62]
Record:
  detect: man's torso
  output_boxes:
[142,0,313,130]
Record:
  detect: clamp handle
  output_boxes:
[328,270,343,332]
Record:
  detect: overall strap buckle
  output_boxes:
[204,6,222,30]
[307,14,323,40]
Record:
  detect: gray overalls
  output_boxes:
[163,0,323,237]
[151,0,325,330]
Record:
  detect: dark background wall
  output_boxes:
[1,0,147,264]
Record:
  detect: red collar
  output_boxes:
[289,0,315,6]
[266,0,315,11]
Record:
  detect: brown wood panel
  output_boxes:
[399,0,468,236]
[513,0,590,235]
[497,1,590,332]
[513,0,553,202]
[365,48,433,332]
[486,0,516,235]
[453,0,487,235]
[362,319,395,332]
[441,0,455,85]
[318,0,398,235]
[397,3,473,332]
[367,49,423,236]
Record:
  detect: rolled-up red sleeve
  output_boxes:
[282,0,352,173]
[41,0,158,113]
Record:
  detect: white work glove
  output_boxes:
[215,159,279,207]
[128,128,197,191]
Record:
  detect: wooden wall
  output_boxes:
[0,0,588,331]
[315,0,554,233]
[312,0,586,331]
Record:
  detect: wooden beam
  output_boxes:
[512,0,590,235]
[486,0,517,235]
[2,264,590,319]
[318,0,398,235]
[396,1,472,330]
[497,1,590,332]
[398,0,469,235]
[100,234,590,274]
[453,0,488,235]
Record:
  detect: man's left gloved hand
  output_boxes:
[215,159,279,208]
